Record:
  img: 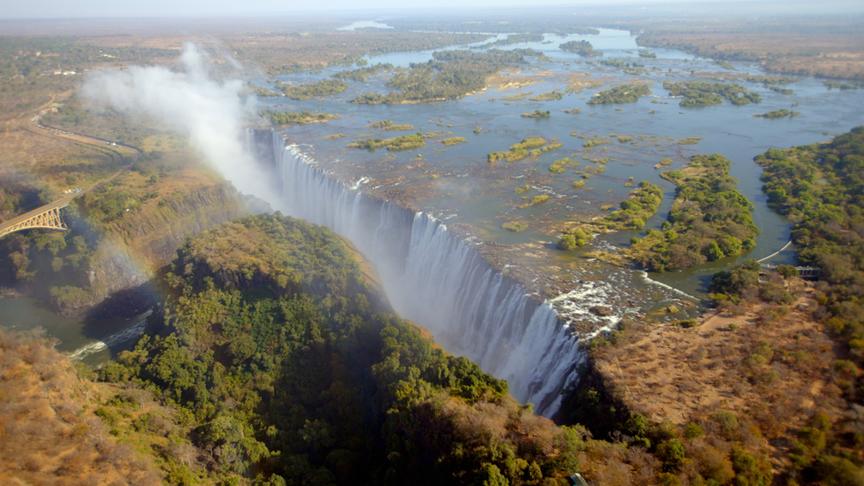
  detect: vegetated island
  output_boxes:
[333,63,394,82]
[487,136,562,164]
[628,154,758,271]
[348,132,426,151]
[559,40,600,57]
[483,33,544,47]
[579,127,864,486]
[663,81,761,107]
[440,136,466,146]
[266,111,339,125]
[558,181,663,250]
[352,49,540,104]
[754,109,800,119]
[588,83,651,105]
[280,78,348,100]
[369,119,415,131]
[529,90,564,101]
[521,109,551,119]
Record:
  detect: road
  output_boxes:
[0,99,140,237]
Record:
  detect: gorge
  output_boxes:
[265,131,584,416]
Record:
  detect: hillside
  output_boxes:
[0,330,164,484]
[95,214,671,484]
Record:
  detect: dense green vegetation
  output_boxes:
[333,63,393,82]
[280,79,348,100]
[558,182,663,250]
[587,83,650,105]
[663,81,762,107]
[98,214,596,484]
[548,157,577,174]
[756,127,864,391]
[348,133,426,151]
[521,109,550,119]
[638,49,657,59]
[629,154,757,271]
[559,40,598,57]
[528,91,563,101]
[369,120,414,131]
[487,137,562,164]
[598,58,646,75]
[440,136,466,146]
[754,109,800,119]
[265,111,339,125]
[352,49,538,104]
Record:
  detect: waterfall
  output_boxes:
[269,133,585,416]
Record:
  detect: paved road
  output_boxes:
[0,98,144,238]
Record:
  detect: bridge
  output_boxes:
[0,195,76,239]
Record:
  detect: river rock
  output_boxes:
[590,305,614,317]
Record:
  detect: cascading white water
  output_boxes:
[269,133,586,416]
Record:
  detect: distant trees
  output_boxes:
[663,81,762,107]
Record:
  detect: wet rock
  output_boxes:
[590,305,614,317]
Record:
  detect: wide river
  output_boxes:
[2,27,863,364]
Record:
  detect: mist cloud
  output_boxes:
[82,43,280,206]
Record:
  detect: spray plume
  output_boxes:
[81,43,280,206]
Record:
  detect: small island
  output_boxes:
[348,133,426,151]
[281,79,348,100]
[628,154,758,271]
[559,40,599,57]
[487,137,562,164]
[521,110,551,119]
[440,136,466,146]
[754,109,800,119]
[588,83,651,105]
[265,111,339,125]
[370,120,415,131]
[663,81,761,107]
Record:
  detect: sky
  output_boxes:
[0,0,813,19]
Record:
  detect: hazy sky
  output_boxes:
[0,0,790,19]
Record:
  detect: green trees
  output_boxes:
[629,154,758,271]
[558,228,590,250]
[280,79,347,100]
[752,127,864,482]
[348,133,426,151]
[663,81,762,107]
[559,40,599,57]
[352,49,538,104]
[558,181,664,252]
[102,214,586,484]
[588,83,651,104]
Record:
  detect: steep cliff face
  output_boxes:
[55,182,252,315]
[270,135,585,417]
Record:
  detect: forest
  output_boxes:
[352,49,539,104]
[662,81,762,107]
[587,83,650,105]
[756,126,864,395]
[629,154,758,271]
[98,214,604,485]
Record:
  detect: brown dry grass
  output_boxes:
[593,279,846,469]
[639,30,864,80]
[0,330,161,485]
